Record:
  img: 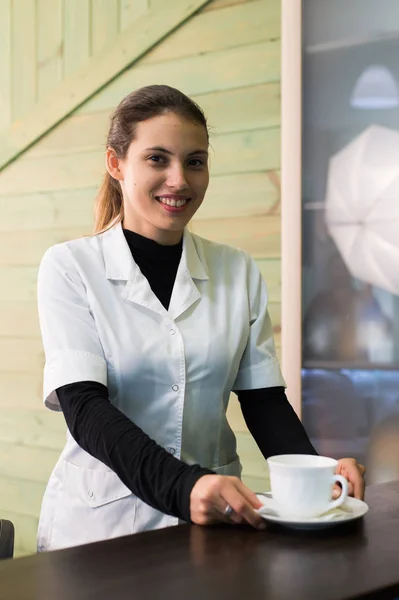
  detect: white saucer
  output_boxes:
[256,493,369,530]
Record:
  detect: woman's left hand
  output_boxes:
[334,458,366,500]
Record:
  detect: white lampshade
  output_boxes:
[325,125,399,296]
[350,65,399,109]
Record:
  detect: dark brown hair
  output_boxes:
[94,84,209,233]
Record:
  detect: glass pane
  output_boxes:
[301,0,399,481]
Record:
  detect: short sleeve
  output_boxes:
[37,245,107,411]
[232,255,286,391]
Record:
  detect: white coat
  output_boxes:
[36,223,285,551]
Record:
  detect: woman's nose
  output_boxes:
[166,165,189,189]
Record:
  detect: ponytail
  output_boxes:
[94,172,124,234]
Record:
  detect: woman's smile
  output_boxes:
[156,194,192,212]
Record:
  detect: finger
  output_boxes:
[358,463,366,476]
[344,466,364,500]
[351,469,365,500]
[333,481,354,498]
[222,486,265,530]
[226,511,245,526]
[332,484,341,499]
[215,505,243,525]
[336,460,365,500]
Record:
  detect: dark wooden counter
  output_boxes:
[1,481,399,600]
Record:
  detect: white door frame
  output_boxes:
[281,0,302,416]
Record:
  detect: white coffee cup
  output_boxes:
[267,454,349,519]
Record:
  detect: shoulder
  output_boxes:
[39,232,105,280]
[42,231,105,262]
[190,232,251,266]
[190,232,260,283]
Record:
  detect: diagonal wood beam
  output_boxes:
[0,0,211,172]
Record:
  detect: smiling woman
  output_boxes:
[36,84,364,553]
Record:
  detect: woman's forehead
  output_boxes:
[133,113,208,148]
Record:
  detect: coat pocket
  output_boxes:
[46,460,136,550]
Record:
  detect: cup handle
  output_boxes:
[324,474,349,512]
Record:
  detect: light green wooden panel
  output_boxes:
[226,393,247,433]
[203,0,255,11]
[197,171,280,220]
[198,83,280,134]
[0,0,211,171]
[0,373,43,410]
[256,259,281,303]
[0,268,38,301]
[0,302,40,337]
[63,0,91,76]
[12,0,36,120]
[119,0,148,30]
[144,0,279,64]
[29,111,110,157]
[236,431,269,478]
[0,0,11,131]
[0,129,279,196]
[0,152,104,196]
[0,189,96,231]
[191,214,281,258]
[0,228,89,266]
[268,302,281,331]
[0,475,45,517]
[1,510,39,556]
[79,40,280,114]
[37,0,63,101]
[210,128,280,175]
[0,339,44,373]
[91,0,120,55]
[0,442,59,484]
[0,409,66,450]
[242,474,270,493]
[31,83,279,158]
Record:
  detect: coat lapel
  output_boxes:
[101,224,208,320]
[168,228,209,321]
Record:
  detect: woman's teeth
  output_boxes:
[157,197,188,207]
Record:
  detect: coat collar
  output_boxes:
[101,223,208,319]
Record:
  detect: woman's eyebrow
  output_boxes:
[188,149,209,156]
[144,146,208,156]
[144,146,173,154]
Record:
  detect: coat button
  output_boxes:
[88,490,94,498]
[172,384,179,392]
[169,329,176,335]
[167,447,176,455]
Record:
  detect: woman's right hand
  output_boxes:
[190,474,266,530]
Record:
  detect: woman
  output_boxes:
[37,85,364,551]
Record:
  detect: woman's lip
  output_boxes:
[155,195,190,201]
[158,201,190,213]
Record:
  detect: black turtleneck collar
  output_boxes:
[122,228,183,261]
[122,228,183,310]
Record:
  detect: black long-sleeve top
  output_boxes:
[57,229,317,523]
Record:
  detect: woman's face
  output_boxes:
[107,112,209,245]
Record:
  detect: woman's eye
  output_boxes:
[149,155,166,164]
[188,158,204,167]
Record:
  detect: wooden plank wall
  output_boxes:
[0,0,281,555]
[0,0,150,130]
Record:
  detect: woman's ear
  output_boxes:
[106,148,124,181]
